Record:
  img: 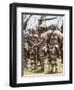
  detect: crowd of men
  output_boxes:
[23,24,63,75]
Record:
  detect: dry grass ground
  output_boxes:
[23,58,63,76]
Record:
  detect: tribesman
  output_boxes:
[47,24,62,73]
[29,29,40,71]
[23,31,30,69]
[36,24,54,72]
[36,25,47,71]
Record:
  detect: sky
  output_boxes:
[22,14,64,31]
